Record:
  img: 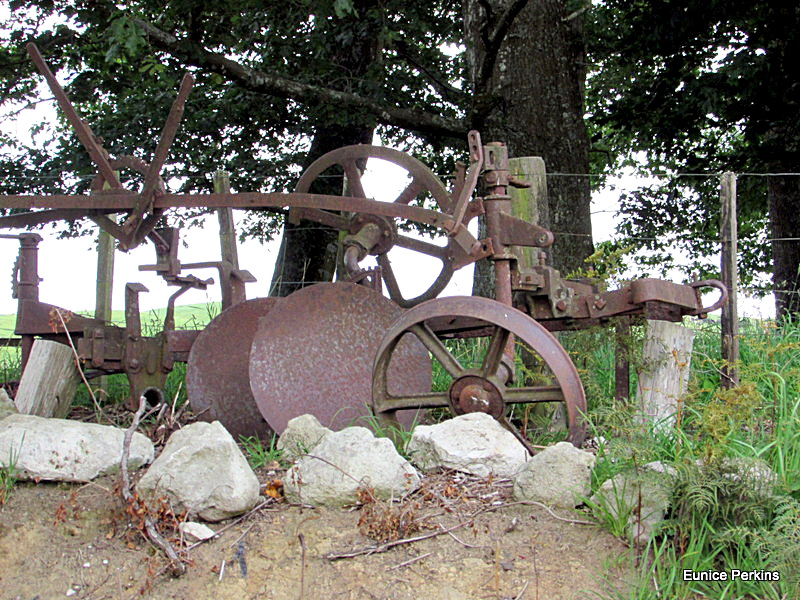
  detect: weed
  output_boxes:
[239,434,284,469]
[357,410,418,457]
[0,439,21,505]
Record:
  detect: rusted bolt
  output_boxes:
[525,275,532,282]
[128,358,140,370]
[556,300,568,312]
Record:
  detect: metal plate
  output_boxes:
[249,282,431,433]
[187,298,277,439]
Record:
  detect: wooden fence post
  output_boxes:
[508,156,548,270]
[214,170,239,270]
[720,171,739,388]
[636,320,695,430]
[214,170,240,309]
[95,222,115,323]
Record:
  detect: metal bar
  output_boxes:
[0,208,117,228]
[409,322,464,378]
[26,43,121,189]
[124,73,195,236]
[0,192,482,252]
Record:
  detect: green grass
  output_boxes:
[239,434,284,469]
[0,438,21,506]
[583,317,800,599]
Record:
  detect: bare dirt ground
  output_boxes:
[0,403,638,599]
[0,463,637,600]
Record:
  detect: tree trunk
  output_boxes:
[768,172,800,318]
[465,0,593,298]
[269,1,381,297]
[269,124,374,296]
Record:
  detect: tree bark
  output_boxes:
[768,172,800,318]
[465,0,593,298]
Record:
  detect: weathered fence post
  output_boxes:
[14,339,81,417]
[635,320,695,430]
[720,171,739,388]
[508,156,548,270]
[214,170,240,309]
[214,170,239,270]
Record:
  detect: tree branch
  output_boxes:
[132,18,467,140]
[392,39,466,103]
[477,0,530,92]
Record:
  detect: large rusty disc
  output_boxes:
[187,298,278,439]
[249,282,431,433]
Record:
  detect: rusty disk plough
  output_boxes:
[0,45,727,452]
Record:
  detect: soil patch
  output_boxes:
[0,465,636,599]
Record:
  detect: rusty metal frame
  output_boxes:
[0,45,727,432]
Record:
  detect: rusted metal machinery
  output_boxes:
[0,45,727,451]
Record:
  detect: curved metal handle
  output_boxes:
[689,279,729,316]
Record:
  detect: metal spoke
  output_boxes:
[395,178,423,205]
[503,386,565,404]
[497,414,536,455]
[344,160,366,198]
[375,391,449,411]
[409,323,464,378]
[480,325,511,378]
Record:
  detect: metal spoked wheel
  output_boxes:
[372,296,587,451]
[294,145,469,307]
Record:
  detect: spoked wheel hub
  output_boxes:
[449,374,505,418]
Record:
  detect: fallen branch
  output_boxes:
[325,506,493,560]
[324,499,595,560]
[514,501,596,526]
[120,396,186,576]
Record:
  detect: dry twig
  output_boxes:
[120,396,186,576]
[386,552,431,571]
[53,308,105,419]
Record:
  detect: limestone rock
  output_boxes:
[277,413,331,463]
[0,413,153,482]
[590,461,676,547]
[284,426,420,507]
[179,521,216,541]
[136,421,259,522]
[513,441,596,508]
[407,413,528,478]
[0,388,17,421]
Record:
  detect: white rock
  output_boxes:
[0,388,17,421]
[513,441,596,508]
[284,426,420,507]
[136,421,260,522]
[277,413,331,463]
[179,521,216,541]
[589,461,676,546]
[0,414,153,482]
[406,413,528,478]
